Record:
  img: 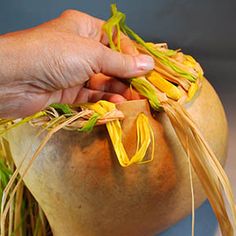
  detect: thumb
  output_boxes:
[97,45,154,78]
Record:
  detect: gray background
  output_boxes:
[1,1,235,235]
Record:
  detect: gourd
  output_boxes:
[5,78,228,236]
[0,4,235,236]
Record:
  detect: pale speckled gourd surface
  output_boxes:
[7,78,228,236]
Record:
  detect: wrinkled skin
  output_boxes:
[0,10,154,118]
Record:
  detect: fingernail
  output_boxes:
[136,55,154,71]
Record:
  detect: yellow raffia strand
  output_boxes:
[82,100,155,167]
[184,55,197,65]
[106,113,154,167]
[183,55,204,77]
[135,113,155,165]
[81,100,116,116]
[147,71,181,100]
[187,82,199,101]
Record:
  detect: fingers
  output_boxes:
[45,84,127,106]
[43,9,147,78]
[88,73,141,100]
[42,9,140,58]
[55,9,140,58]
[97,45,154,78]
[73,87,127,104]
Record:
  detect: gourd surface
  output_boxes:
[8,78,228,236]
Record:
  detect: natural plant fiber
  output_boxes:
[162,100,235,236]
[0,137,51,236]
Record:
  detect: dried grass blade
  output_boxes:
[33,210,47,236]
[163,100,236,236]
[8,195,14,236]
[38,207,47,236]
[0,112,46,136]
[186,136,195,236]
[13,181,24,236]
[1,112,85,235]
[165,104,230,233]
[26,190,36,234]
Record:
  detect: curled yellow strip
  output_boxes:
[81,100,116,115]
[187,82,199,101]
[106,113,154,167]
[82,100,155,167]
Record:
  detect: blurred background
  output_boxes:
[1,0,235,235]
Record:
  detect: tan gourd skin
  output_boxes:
[7,78,228,236]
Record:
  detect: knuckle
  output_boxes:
[60,9,89,22]
[60,9,80,18]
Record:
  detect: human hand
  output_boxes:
[0,10,154,118]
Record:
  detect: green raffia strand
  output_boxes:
[0,138,12,205]
[0,156,12,202]
[0,160,12,185]
[0,160,12,198]
[50,103,72,115]
[79,113,100,132]
[103,4,196,82]
[122,25,196,82]
[103,4,160,110]
[0,111,46,136]
[146,43,177,57]
[130,77,160,110]
[102,4,124,51]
